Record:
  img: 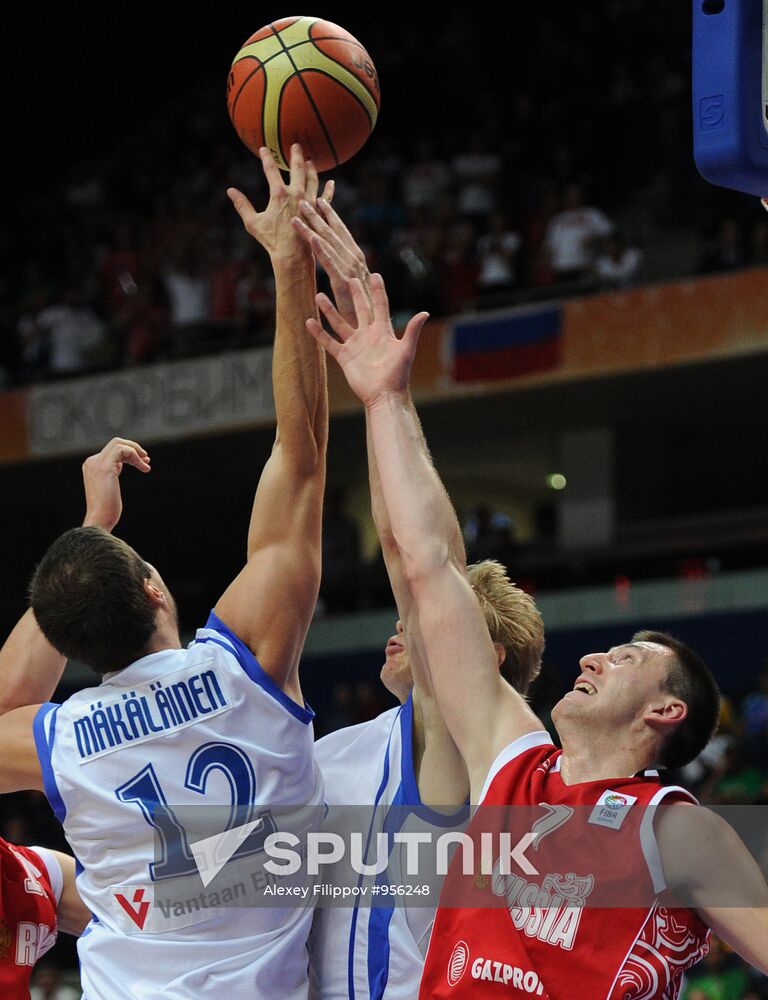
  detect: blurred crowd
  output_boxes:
[3,2,767,388]
[5,143,637,386]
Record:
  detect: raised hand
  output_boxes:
[82,438,151,532]
[306,272,429,407]
[291,193,372,326]
[227,144,333,262]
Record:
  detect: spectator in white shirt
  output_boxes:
[163,242,210,356]
[36,287,108,376]
[544,182,614,282]
[451,133,502,218]
[477,213,522,297]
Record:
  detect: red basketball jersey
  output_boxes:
[420,732,710,1000]
[0,839,60,999]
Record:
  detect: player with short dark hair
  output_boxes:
[30,528,159,676]
[631,629,721,769]
[302,219,768,995]
[0,144,331,1000]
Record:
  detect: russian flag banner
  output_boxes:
[451,305,563,383]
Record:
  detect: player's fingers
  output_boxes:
[288,143,307,196]
[291,216,317,248]
[311,233,348,280]
[299,198,337,241]
[290,218,345,280]
[349,278,374,326]
[368,273,391,323]
[317,198,367,267]
[305,159,319,203]
[322,179,335,205]
[108,437,148,458]
[762,197,768,213]
[298,201,359,277]
[92,439,150,473]
[227,187,258,227]
[316,292,354,342]
[306,317,342,359]
[402,311,430,357]
[258,147,285,196]
[117,445,152,473]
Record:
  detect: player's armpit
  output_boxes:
[656,803,768,972]
[411,686,470,809]
[0,705,45,793]
[50,851,91,936]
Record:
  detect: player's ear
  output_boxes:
[644,698,687,734]
[493,643,506,669]
[143,578,166,608]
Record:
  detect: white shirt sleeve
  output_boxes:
[30,846,64,904]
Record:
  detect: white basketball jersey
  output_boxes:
[309,696,466,1000]
[33,611,322,1000]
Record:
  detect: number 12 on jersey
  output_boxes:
[115,741,276,881]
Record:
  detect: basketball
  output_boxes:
[227,17,380,173]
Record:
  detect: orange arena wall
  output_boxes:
[2,266,768,465]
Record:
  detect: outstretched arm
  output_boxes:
[215,146,329,699]
[367,392,469,807]
[295,201,468,805]
[306,276,541,800]
[0,438,150,716]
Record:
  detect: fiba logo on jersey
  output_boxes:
[447,940,470,986]
[604,794,628,809]
[589,789,638,830]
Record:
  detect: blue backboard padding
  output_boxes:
[693,0,768,195]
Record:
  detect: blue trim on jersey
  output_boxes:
[348,708,399,1000]
[363,695,471,998]
[398,694,420,806]
[196,610,314,725]
[366,779,410,1000]
[346,699,471,999]
[32,703,67,823]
